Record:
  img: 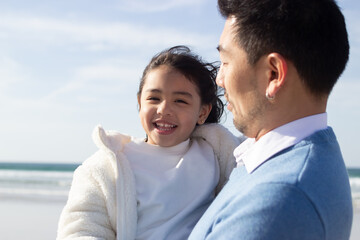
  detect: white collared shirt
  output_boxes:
[234,113,328,173]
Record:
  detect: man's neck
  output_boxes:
[254,92,328,141]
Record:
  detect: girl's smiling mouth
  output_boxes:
[153,121,177,135]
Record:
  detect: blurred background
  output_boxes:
[0,0,359,239]
[0,0,359,167]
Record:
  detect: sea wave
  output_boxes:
[350,176,360,210]
[0,188,69,201]
[0,164,359,209]
[0,169,73,202]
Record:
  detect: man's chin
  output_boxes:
[233,119,246,135]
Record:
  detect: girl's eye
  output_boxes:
[147,97,160,101]
[175,99,188,104]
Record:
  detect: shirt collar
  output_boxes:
[234,113,328,173]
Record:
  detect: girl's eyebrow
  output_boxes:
[174,91,193,98]
[146,89,193,98]
[146,89,161,93]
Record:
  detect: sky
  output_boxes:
[0,0,359,167]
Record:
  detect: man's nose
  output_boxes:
[216,66,224,87]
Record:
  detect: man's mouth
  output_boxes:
[224,93,230,105]
[224,93,232,111]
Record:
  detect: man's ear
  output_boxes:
[265,53,288,99]
[197,104,212,125]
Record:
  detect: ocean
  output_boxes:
[349,168,360,210]
[0,162,78,202]
[0,162,359,209]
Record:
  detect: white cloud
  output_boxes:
[327,79,360,167]
[118,0,206,12]
[329,79,360,109]
[0,13,216,51]
[342,8,360,53]
[42,62,142,101]
[0,57,26,90]
[75,64,133,80]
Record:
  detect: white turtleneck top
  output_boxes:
[124,137,219,240]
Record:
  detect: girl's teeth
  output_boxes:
[156,123,175,128]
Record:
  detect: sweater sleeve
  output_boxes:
[56,151,117,240]
[192,123,245,193]
[202,183,324,240]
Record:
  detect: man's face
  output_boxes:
[216,17,268,138]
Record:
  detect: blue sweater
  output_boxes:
[189,128,353,240]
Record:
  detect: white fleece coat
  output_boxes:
[57,123,244,240]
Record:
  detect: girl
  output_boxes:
[57,46,243,240]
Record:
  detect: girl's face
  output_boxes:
[138,65,211,147]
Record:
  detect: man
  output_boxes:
[189,0,353,239]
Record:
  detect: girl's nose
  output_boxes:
[157,101,171,115]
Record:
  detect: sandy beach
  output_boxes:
[0,198,359,239]
[0,199,65,240]
[351,209,360,240]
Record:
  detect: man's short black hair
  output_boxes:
[218,0,349,96]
